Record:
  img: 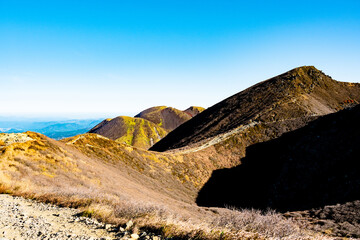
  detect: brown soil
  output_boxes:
[135,106,192,131]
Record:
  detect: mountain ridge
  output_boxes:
[150,66,360,152]
[1,66,360,239]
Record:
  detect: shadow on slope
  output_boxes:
[197,105,360,212]
[151,66,360,152]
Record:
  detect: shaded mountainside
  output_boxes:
[89,116,168,149]
[197,105,360,238]
[197,104,360,211]
[151,66,360,152]
[135,106,204,131]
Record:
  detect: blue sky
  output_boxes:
[1,0,360,119]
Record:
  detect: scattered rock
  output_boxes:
[126,220,133,230]
[0,194,164,240]
[130,233,139,239]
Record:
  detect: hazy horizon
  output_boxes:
[0,112,136,121]
[1,1,360,118]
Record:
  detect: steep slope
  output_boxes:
[89,116,168,149]
[135,106,192,131]
[197,105,360,237]
[151,66,360,152]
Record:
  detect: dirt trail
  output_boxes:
[0,194,162,240]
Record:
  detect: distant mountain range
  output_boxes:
[0,105,206,144]
[0,119,102,139]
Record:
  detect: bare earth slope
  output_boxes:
[89,116,168,149]
[151,66,360,152]
[135,106,199,131]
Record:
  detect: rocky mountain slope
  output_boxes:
[151,66,360,152]
[89,116,168,149]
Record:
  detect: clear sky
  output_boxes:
[1,0,360,119]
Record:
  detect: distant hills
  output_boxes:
[0,119,102,140]
[88,116,168,149]
[90,106,205,149]
[135,106,205,131]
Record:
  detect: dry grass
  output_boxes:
[0,184,331,239]
[0,133,333,239]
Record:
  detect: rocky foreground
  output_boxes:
[0,194,163,240]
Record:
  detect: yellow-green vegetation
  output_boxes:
[89,116,168,149]
[193,106,205,112]
[115,117,168,149]
[90,105,206,150]
[184,106,206,117]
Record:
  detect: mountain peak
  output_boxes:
[151,66,360,152]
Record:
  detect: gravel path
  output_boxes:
[0,194,162,240]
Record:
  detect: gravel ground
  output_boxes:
[0,194,163,240]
